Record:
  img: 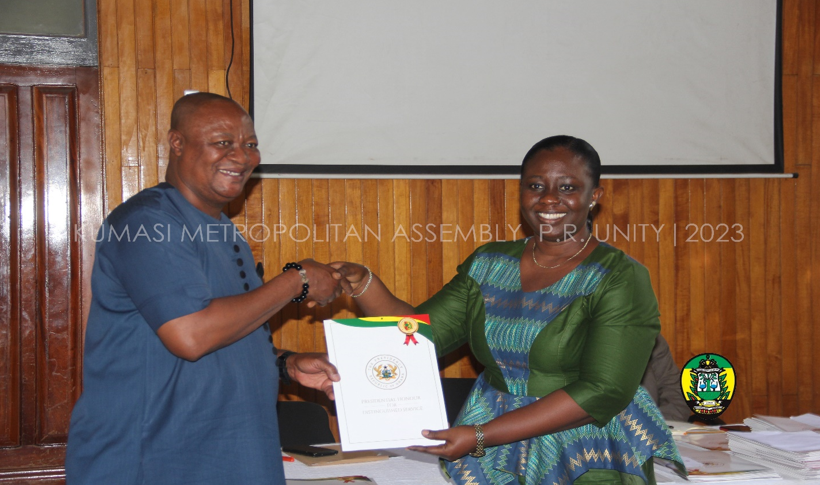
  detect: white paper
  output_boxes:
[324,317,448,451]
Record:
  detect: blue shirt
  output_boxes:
[66,183,283,484]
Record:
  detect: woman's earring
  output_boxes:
[589,202,596,210]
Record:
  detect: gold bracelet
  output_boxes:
[468,424,486,457]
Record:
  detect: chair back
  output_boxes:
[277,400,336,446]
[440,377,476,425]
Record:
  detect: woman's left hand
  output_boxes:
[407,426,479,461]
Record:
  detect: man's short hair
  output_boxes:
[170,92,236,131]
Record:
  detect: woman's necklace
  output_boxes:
[531,234,592,270]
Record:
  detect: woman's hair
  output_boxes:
[520,135,601,187]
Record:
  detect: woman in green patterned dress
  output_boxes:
[331,135,683,484]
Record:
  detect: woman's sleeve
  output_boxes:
[415,254,483,357]
[562,262,661,426]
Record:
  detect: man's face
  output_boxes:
[169,100,260,217]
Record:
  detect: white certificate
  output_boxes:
[324,315,448,451]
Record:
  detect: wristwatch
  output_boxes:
[469,424,485,457]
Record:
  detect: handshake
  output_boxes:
[287,260,370,308]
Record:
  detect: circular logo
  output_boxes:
[365,354,407,390]
[680,353,735,420]
[398,317,419,335]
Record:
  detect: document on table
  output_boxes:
[324,315,448,451]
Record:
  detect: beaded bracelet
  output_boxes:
[277,350,296,386]
[351,266,373,298]
[283,262,310,302]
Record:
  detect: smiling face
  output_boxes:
[520,147,603,242]
[166,99,260,218]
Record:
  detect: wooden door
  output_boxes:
[0,65,102,483]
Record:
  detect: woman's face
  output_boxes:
[519,147,603,242]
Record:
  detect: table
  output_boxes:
[284,447,452,484]
[284,447,805,485]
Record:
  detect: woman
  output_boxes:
[332,136,683,484]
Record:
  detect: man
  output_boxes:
[641,335,691,422]
[66,92,342,484]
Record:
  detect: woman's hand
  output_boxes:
[407,426,478,461]
[328,261,369,295]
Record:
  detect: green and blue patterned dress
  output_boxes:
[416,239,682,485]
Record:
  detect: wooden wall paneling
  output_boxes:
[782,0,799,75]
[222,0,243,103]
[115,0,138,176]
[796,0,815,167]
[439,179,461,376]
[703,180,721,353]
[764,179,783,416]
[295,178,316,356]
[672,180,691,360]
[327,179,352,324]
[455,179,474,281]
[783,74,798,170]
[375,180,394,294]
[794,168,813,414]
[626,179,643,264]
[393,180,411,302]
[813,80,820,412]
[0,65,101,481]
[101,67,121,212]
[206,0,225,73]
[409,179,428,305]
[32,86,81,444]
[732,179,752,420]
[153,0,174,178]
[0,85,21,448]
[172,69,192,104]
[261,179,282,349]
[504,179,520,241]
[17,78,38,446]
[640,179,660,299]
[134,0,155,69]
[748,179,768,413]
[687,180,706,353]
[488,179,505,244]
[780,178,799,418]
[310,179,332,352]
[717,181,738,383]
[97,0,119,69]
[137,68,158,189]
[472,180,490,245]
[188,0,209,91]
[797,0,816,77]
[207,69,226,96]
[425,180,443,300]
[360,179,379,291]
[277,179,299,397]
[657,179,676,347]
[170,0,191,70]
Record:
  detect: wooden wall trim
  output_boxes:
[0,84,21,448]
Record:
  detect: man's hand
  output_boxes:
[298,259,343,307]
[286,352,340,400]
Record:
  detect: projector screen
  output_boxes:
[252,0,781,177]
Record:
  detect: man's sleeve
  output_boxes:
[96,208,213,332]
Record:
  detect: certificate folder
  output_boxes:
[324,316,448,451]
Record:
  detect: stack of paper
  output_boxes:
[727,430,820,480]
[655,442,781,482]
[743,413,820,432]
